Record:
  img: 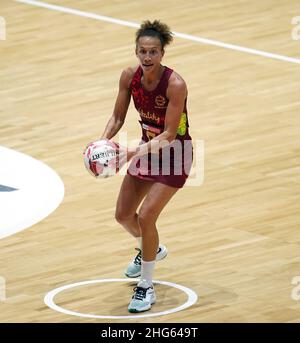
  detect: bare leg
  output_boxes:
[138,182,179,261]
[115,175,153,237]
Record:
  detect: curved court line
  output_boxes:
[0,146,64,239]
[44,278,198,319]
[15,0,300,65]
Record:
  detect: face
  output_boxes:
[136,36,164,73]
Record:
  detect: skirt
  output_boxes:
[127,139,193,188]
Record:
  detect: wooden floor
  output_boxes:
[1,0,300,322]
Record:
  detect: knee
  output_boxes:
[115,209,127,224]
[138,210,156,231]
[115,208,133,225]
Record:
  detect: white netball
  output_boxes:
[83,140,120,178]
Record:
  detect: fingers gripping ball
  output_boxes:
[83,140,121,178]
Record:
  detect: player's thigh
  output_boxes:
[115,174,154,220]
[139,182,179,224]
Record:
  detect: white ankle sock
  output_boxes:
[136,236,142,250]
[141,260,155,286]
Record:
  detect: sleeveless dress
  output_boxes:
[127,65,193,188]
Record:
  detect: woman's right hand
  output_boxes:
[83,138,109,154]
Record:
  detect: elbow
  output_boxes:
[112,115,124,127]
[116,118,125,126]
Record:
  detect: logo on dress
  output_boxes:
[155,95,167,108]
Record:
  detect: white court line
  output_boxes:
[0,146,64,239]
[16,0,300,65]
[211,236,269,252]
[44,278,198,319]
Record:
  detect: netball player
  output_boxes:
[100,20,193,312]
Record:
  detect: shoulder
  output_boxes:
[169,70,187,90]
[167,70,187,98]
[119,66,140,89]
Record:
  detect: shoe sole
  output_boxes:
[128,299,156,313]
[128,307,150,313]
[125,272,141,278]
[125,247,168,278]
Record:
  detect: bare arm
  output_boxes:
[100,69,132,140]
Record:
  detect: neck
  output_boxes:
[143,64,164,84]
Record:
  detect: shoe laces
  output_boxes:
[133,248,142,265]
[132,286,148,301]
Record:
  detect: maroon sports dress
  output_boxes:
[127,65,193,188]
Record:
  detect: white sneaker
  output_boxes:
[125,244,168,278]
[128,279,156,313]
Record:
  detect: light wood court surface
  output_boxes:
[1,0,300,322]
